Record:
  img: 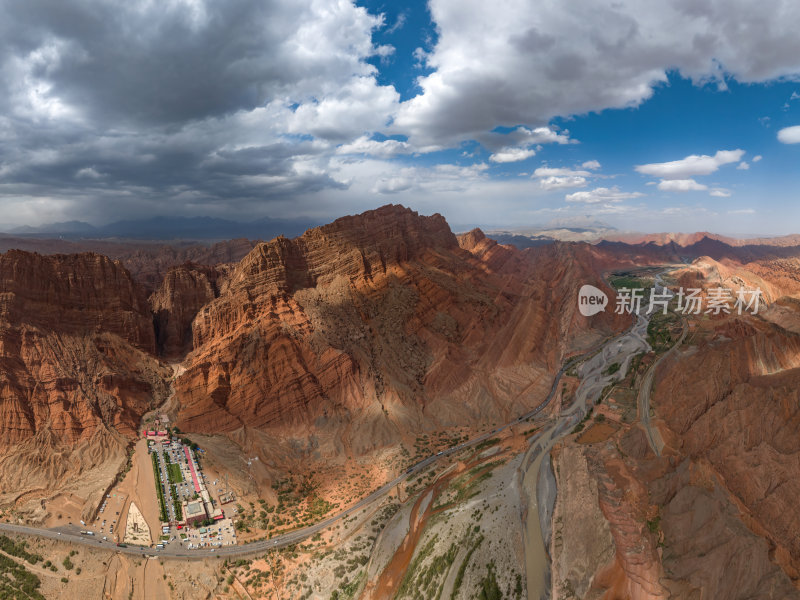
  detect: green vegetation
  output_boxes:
[0,536,43,565]
[647,310,679,351]
[180,437,199,451]
[257,476,340,534]
[393,532,461,600]
[333,568,365,599]
[609,274,648,290]
[602,362,620,376]
[62,556,74,571]
[477,560,502,600]
[571,406,594,434]
[0,536,45,600]
[433,461,500,510]
[475,437,500,452]
[514,572,523,598]
[450,534,484,600]
[170,483,183,521]
[167,463,183,484]
[647,515,661,534]
[151,452,169,522]
[396,536,437,598]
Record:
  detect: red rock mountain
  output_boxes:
[653,317,800,584]
[149,263,227,358]
[174,206,628,454]
[0,250,169,518]
[0,206,634,519]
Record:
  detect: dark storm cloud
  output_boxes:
[0,0,375,125]
[0,0,383,224]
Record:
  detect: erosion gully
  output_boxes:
[523,271,671,599]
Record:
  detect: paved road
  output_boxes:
[637,315,688,456]
[0,301,642,561]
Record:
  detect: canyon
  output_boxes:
[0,205,799,598]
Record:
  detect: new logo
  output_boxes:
[578,284,608,316]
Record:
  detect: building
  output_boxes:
[144,430,169,442]
[184,500,207,527]
[184,446,202,494]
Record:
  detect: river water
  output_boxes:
[523,304,654,599]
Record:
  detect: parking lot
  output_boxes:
[181,518,237,549]
[162,443,198,503]
[88,491,126,542]
[153,444,179,522]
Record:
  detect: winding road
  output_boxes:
[637,315,687,456]
[0,272,673,565]
[0,328,632,561]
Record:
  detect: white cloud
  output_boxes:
[75,167,102,180]
[635,149,744,179]
[533,167,591,178]
[412,47,429,68]
[373,176,413,194]
[337,136,411,158]
[370,162,490,195]
[778,125,800,144]
[4,0,800,228]
[565,186,643,204]
[489,147,537,163]
[394,0,800,147]
[538,175,587,190]
[375,44,396,59]
[657,179,708,192]
[385,12,407,35]
[532,166,594,189]
[487,126,570,163]
[710,188,732,197]
[729,208,755,214]
[752,155,763,162]
[736,161,749,170]
[514,126,572,146]
[287,76,400,142]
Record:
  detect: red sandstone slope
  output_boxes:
[0,250,170,517]
[0,236,258,293]
[0,250,155,352]
[149,263,228,358]
[653,316,800,582]
[174,206,629,454]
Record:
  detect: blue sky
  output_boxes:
[1,0,800,234]
[354,0,800,234]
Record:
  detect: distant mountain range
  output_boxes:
[484,217,618,247]
[483,219,800,249]
[3,215,319,241]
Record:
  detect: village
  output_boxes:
[142,417,239,550]
[73,415,241,553]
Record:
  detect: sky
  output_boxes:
[1,0,800,234]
